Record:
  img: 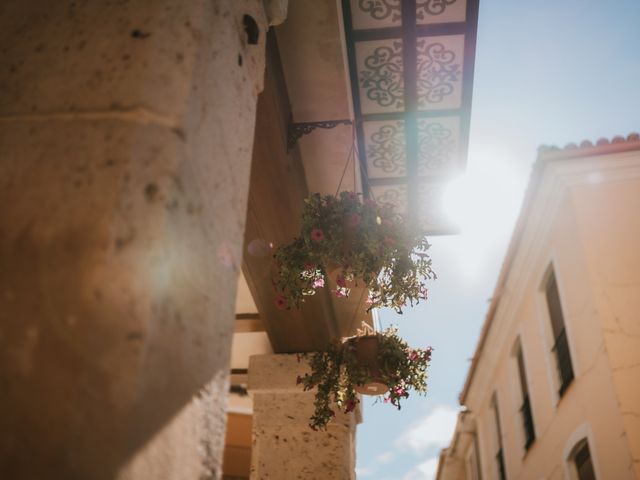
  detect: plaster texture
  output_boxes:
[248,354,359,480]
[0,0,277,478]
[572,178,640,478]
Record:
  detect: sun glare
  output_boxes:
[441,153,523,279]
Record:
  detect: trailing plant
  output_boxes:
[297,327,432,430]
[272,191,435,313]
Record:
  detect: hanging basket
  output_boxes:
[271,191,434,313]
[298,326,431,430]
[346,335,388,396]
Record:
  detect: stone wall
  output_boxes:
[248,354,359,480]
[0,1,278,478]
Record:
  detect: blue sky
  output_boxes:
[356,1,640,478]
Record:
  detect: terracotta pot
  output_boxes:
[346,335,388,396]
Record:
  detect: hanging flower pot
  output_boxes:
[297,327,432,430]
[346,335,387,395]
[272,192,435,313]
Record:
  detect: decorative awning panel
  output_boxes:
[342,0,478,234]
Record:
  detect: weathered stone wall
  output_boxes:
[0,1,277,478]
[248,354,359,480]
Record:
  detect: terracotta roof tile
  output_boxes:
[534,132,640,165]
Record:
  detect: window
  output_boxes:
[570,439,596,480]
[515,342,536,449]
[465,433,483,480]
[545,269,574,396]
[492,394,507,480]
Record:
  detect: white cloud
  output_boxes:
[355,466,373,477]
[376,451,395,464]
[397,404,458,453]
[402,457,440,480]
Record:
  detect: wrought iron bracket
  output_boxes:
[287,119,352,151]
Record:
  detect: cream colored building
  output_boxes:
[0,1,479,479]
[437,135,640,480]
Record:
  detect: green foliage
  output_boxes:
[298,327,432,430]
[272,192,435,313]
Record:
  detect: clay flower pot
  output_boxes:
[347,335,388,396]
[297,326,431,429]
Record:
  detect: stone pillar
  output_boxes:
[248,354,360,480]
[0,1,285,479]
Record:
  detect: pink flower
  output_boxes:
[348,212,361,227]
[347,192,358,200]
[336,274,347,288]
[345,398,358,413]
[311,228,324,242]
[409,351,418,361]
[274,294,288,310]
[312,277,325,288]
[333,288,348,298]
[366,295,374,306]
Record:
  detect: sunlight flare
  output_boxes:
[441,152,523,278]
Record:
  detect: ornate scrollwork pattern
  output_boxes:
[359,41,404,110]
[373,186,407,213]
[416,0,458,18]
[357,0,401,22]
[417,121,455,173]
[366,122,406,176]
[417,39,461,108]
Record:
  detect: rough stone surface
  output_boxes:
[0,0,273,478]
[248,354,358,480]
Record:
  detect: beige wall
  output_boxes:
[0,1,277,478]
[572,177,640,478]
[444,149,640,480]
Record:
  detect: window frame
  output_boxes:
[545,270,575,397]
[562,423,601,480]
[511,338,536,451]
[537,261,579,406]
[491,393,507,480]
[465,437,482,480]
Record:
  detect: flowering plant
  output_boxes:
[297,327,432,430]
[272,192,435,313]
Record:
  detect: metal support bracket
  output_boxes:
[287,119,352,151]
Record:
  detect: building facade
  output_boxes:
[0,1,479,479]
[437,136,640,480]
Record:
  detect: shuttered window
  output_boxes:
[545,270,574,396]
